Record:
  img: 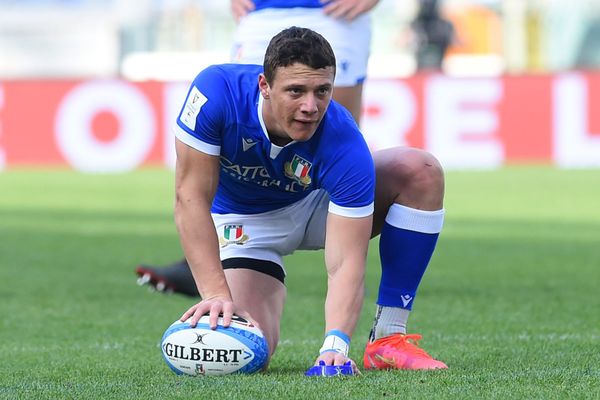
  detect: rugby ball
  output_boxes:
[161,315,269,376]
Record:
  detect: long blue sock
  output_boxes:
[377,204,445,310]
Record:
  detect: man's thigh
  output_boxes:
[224,268,286,357]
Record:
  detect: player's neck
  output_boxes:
[268,132,293,147]
[261,100,293,146]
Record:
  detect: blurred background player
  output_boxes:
[410,0,455,71]
[136,0,380,295]
[230,0,379,122]
[173,26,447,371]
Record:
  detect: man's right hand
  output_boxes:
[180,297,258,330]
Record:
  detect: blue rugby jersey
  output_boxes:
[252,0,323,11]
[174,64,374,217]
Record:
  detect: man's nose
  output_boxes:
[300,94,318,114]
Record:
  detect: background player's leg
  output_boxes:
[332,84,364,124]
[136,258,199,297]
[224,268,286,361]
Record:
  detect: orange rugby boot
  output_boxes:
[363,334,447,370]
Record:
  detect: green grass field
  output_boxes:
[1,167,599,399]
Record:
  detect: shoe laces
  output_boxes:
[378,334,432,358]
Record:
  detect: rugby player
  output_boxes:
[170,27,447,371]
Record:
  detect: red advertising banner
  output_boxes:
[0,73,598,171]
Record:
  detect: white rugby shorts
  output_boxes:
[212,189,329,275]
[231,7,372,87]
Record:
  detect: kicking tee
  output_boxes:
[174,64,374,218]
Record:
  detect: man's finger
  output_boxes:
[180,304,197,323]
[221,302,234,327]
[208,303,223,329]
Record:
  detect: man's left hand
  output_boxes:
[314,351,361,375]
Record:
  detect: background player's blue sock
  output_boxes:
[371,204,444,340]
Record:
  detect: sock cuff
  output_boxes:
[385,204,445,234]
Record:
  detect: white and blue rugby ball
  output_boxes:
[161,315,269,376]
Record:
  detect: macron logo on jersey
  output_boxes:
[242,137,257,152]
[180,86,207,131]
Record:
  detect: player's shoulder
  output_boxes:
[194,64,262,86]
[314,102,371,165]
[190,64,262,111]
[322,102,363,142]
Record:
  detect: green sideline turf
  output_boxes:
[0,167,598,399]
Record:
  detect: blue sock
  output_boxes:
[377,204,445,310]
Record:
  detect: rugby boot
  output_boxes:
[363,333,447,370]
[135,258,199,297]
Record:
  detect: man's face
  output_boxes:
[259,63,335,143]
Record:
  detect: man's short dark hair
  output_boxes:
[263,26,336,84]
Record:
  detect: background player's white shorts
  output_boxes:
[231,8,372,87]
[212,190,329,276]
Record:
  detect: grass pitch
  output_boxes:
[0,167,599,399]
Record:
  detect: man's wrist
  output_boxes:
[319,329,351,356]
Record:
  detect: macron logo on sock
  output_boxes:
[400,294,413,308]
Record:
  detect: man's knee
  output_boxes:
[374,147,445,210]
[376,147,443,186]
[406,149,444,190]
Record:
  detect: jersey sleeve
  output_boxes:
[174,65,228,156]
[321,133,375,218]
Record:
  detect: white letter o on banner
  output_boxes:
[55,80,155,172]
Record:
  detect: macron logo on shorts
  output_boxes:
[180,86,207,131]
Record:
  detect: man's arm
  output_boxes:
[321,0,380,21]
[174,139,250,329]
[317,212,372,367]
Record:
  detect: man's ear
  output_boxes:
[258,73,270,99]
